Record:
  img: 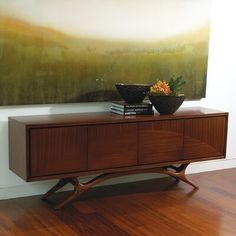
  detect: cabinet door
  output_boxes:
[88,123,137,170]
[184,117,227,159]
[30,126,87,177]
[139,120,184,164]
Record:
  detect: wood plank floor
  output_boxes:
[1,168,236,236]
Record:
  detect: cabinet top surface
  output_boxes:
[9,107,228,127]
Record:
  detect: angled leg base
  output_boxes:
[42,163,198,209]
[164,163,199,189]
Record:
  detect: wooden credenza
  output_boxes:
[8,107,228,209]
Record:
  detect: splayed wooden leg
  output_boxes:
[163,163,199,189]
[55,178,83,210]
[43,163,198,209]
[42,178,69,200]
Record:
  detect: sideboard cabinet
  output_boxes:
[9,107,228,209]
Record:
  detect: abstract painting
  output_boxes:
[0,0,211,105]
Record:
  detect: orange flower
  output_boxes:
[150,81,171,95]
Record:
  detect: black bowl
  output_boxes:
[148,95,185,114]
[115,84,151,104]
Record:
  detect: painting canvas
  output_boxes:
[0,0,211,105]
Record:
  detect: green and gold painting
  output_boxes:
[0,0,211,105]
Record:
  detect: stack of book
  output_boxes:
[110,101,153,116]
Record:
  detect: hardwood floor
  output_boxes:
[1,168,236,235]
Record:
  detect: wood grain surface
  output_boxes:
[30,126,87,177]
[1,168,236,236]
[8,107,227,128]
[88,123,137,170]
[184,116,227,159]
[138,120,184,164]
[8,107,228,182]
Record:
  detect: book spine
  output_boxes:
[124,110,154,115]
[125,104,151,108]
[111,105,152,112]
[111,107,153,116]
[110,109,124,115]
[111,103,152,109]
[126,108,153,112]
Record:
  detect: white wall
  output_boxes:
[1,0,236,199]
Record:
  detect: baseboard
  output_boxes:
[186,158,236,174]
[1,158,236,200]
